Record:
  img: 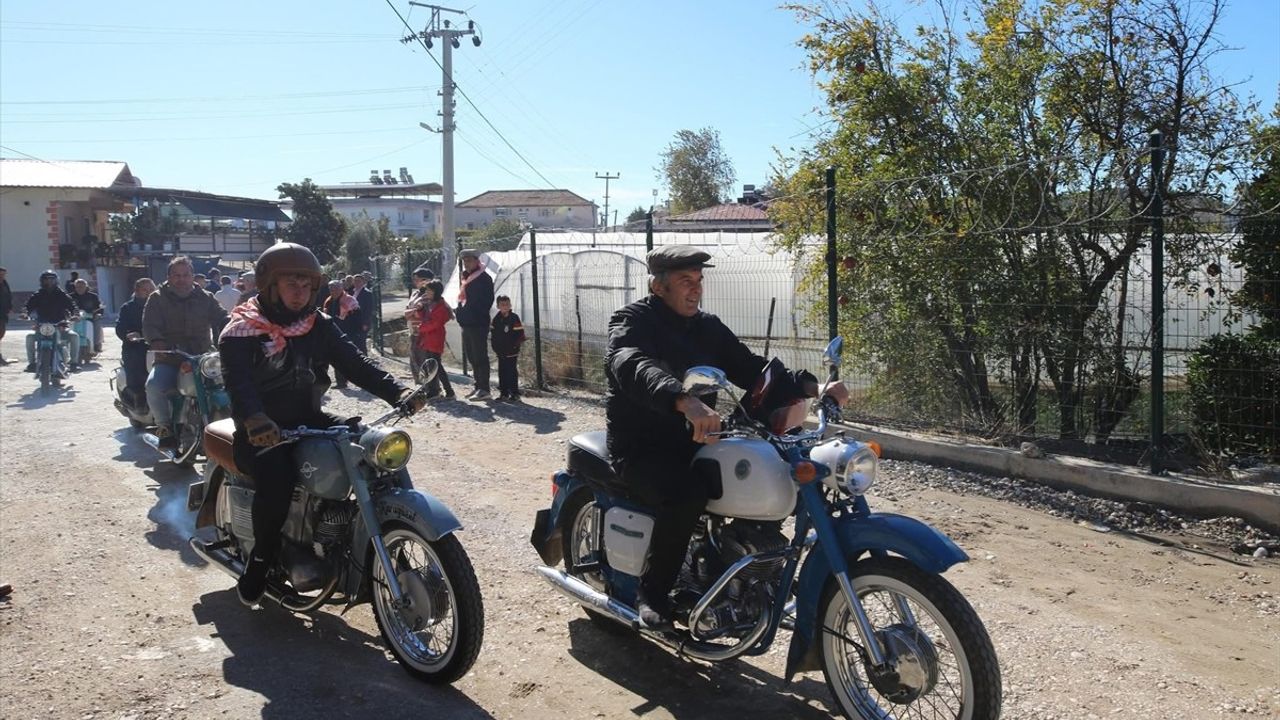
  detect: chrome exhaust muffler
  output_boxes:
[534,566,638,629]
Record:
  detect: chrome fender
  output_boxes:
[342,486,463,602]
[784,512,968,680]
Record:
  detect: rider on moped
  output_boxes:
[23,270,80,374]
[115,277,156,410]
[218,243,425,606]
[141,256,229,448]
[605,245,849,629]
[70,278,105,356]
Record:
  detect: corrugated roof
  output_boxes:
[0,158,138,189]
[457,189,595,208]
[109,187,290,223]
[667,203,771,222]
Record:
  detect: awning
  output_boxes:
[111,186,290,223]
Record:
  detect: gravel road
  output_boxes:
[0,328,1276,720]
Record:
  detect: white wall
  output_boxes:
[455,203,596,231]
[0,187,97,292]
[329,198,441,236]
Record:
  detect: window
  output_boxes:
[517,208,529,218]
[422,209,430,221]
[397,211,405,223]
[538,208,552,217]
[494,207,510,217]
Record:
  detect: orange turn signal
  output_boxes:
[793,461,818,484]
[180,361,193,373]
[867,441,882,458]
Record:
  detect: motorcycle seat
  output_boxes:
[204,418,242,475]
[567,431,631,498]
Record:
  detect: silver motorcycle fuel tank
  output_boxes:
[293,438,352,500]
[699,437,795,521]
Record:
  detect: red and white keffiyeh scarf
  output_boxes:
[219,296,317,358]
[329,292,359,320]
[458,267,484,305]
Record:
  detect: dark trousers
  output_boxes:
[423,350,454,397]
[619,450,710,605]
[461,325,490,392]
[122,344,148,407]
[233,413,336,563]
[497,354,520,396]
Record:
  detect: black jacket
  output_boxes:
[605,294,814,461]
[0,279,12,317]
[116,295,148,351]
[71,290,103,316]
[322,295,362,337]
[219,313,405,430]
[455,270,494,328]
[490,311,525,357]
[25,287,76,323]
[354,287,375,334]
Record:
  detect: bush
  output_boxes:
[1187,333,1280,458]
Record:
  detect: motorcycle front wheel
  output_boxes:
[818,556,1002,720]
[173,397,202,467]
[38,347,52,390]
[370,524,484,684]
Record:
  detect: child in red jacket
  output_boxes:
[415,280,455,399]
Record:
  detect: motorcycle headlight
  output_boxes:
[810,438,878,495]
[360,427,414,471]
[198,353,223,381]
[38,323,56,337]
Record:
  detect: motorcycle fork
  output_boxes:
[349,469,408,606]
[798,484,889,668]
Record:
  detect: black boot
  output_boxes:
[237,550,271,607]
[635,587,673,631]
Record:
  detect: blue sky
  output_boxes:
[2,0,1277,219]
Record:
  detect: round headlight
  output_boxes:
[38,323,56,337]
[842,447,878,495]
[811,438,878,495]
[198,354,223,381]
[361,428,414,471]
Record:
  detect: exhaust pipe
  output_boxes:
[535,566,638,629]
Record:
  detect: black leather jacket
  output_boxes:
[219,314,405,430]
[24,287,76,323]
[604,294,814,463]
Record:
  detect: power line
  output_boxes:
[0,103,424,124]
[0,85,438,106]
[1,127,417,145]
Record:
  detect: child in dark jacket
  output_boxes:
[489,295,526,402]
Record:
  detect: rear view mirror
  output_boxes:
[682,366,730,397]
[418,358,440,385]
[823,336,843,368]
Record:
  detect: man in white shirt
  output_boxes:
[214,275,241,312]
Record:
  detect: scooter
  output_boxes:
[530,337,1002,720]
[140,349,232,466]
[111,362,153,431]
[72,309,98,364]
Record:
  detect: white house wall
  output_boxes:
[0,187,95,292]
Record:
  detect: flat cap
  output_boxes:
[459,248,481,259]
[647,245,714,273]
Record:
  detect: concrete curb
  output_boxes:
[831,421,1280,535]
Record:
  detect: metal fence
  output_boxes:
[371,134,1278,472]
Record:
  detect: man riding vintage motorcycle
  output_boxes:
[217,242,427,606]
[23,270,80,374]
[142,256,229,448]
[605,245,849,628]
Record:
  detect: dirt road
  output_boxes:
[0,328,1276,720]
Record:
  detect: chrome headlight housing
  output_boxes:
[198,353,223,381]
[811,437,879,495]
[359,427,414,471]
[38,323,57,337]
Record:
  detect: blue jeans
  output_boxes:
[146,362,180,425]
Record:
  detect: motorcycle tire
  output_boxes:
[173,398,203,467]
[559,490,629,634]
[816,556,1002,720]
[38,348,52,391]
[369,524,484,685]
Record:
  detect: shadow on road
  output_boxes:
[111,427,206,568]
[490,400,565,434]
[192,590,495,719]
[7,384,79,408]
[564,618,834,720]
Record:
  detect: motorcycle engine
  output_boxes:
[312,500,357,558]
[681,520,789,639]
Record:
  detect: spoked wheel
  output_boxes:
[560,491,627,632]
[173,398,203,467]
[818,557,1002,720]
[370,525,484,684]
[38,347,52,391]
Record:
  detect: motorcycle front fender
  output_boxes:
[784,512,969,680]
[342,485,463,602]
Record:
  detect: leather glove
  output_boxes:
[245,412,281,448]
[398,389,427,415]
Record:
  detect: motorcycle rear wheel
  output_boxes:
[370,524,484,684]
[560,491,628,633]
[817,556,1001,720]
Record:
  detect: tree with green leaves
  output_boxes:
[1231,115,1280,339]
[626,206,649,223]
[773,0,1256,441]
[464,218,525,252]
[657,127,736,213]
[344,213,377,274]
[277,178,346,264]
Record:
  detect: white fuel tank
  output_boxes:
[698,438,795,521]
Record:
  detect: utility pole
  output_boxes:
[595,171,618,230]
[402,3,479,278]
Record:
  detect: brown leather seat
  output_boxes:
[204,418,241,475]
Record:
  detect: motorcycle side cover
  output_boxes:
[784,512,968,681]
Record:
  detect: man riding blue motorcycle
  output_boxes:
[23,270,80,375]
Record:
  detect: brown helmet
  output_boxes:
[254,242,322,304]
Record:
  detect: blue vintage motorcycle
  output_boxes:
[140,349,232,466]
[29,319,71,393]
[531,338,1002,719]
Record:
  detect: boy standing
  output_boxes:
[489,295,526,402]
